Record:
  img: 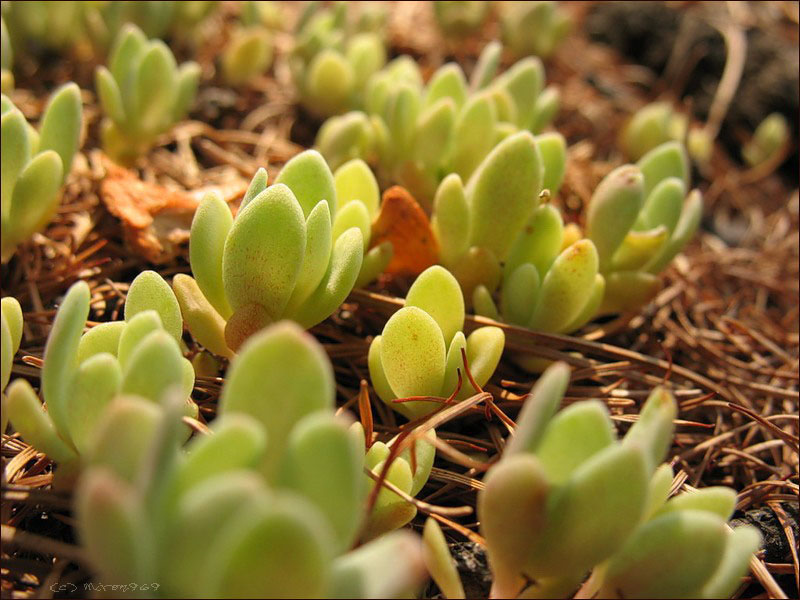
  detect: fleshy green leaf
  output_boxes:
[175,414,267,498]
[494,57,544,129]
[275,149,337,218]
[449,94,497,180]
[333,159,379,218]
[36,82,82,177]
[207,493,334,599]
[289,226,363,328]
[6,379,78,464]
[77,321,126,363]
[535,400,615,485]
[501,263,540,326]
[332,199,370,248]
[600,510,728,599]
[405,266,465,346]
[75,469,153,584]
[172,274,232,359]
[87,395,163,483]
[504,203,564,279]
[528,239,599,333]
[644,189,703,274]
[364,458,416,540]
[278,412,364,554]
[425,63,467,109]
[469,40,502,92]
[423,517,466,599]
[479,454,549,583]
[622,386,677,474]
[42,280,90,445]
[121,330,186,404]
[535,132,566,195]
[527,443,649,578]
[636,177,685,233]
[658,487,736,520]
[117,310,163,369]
[125,270,183,344]
[504,361,570,456]
[467,131,543,262]
[701,526,761,599]
[431,173,470,267]
[585,165,645,271]
[380,306,447,400]
[1,106,32,218]
[329,531,425,599]
[66,353,122,455]
[222,184,306,321]
[190,191,234,319]
[7,150,63,245]
[219,322,335,479]
[133,41,178,135]
[637,141,690,197]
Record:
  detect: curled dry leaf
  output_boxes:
[370,186,439,277]
[99,157,247,263]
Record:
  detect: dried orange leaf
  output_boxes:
[370,186,438,277]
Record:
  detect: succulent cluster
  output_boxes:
[742,112,790,167]
[5,275,196,480]
[3,1,218,56]
[177,150,390,355]
[76,322,427,598]
[499,1,571,59]
[95,24,199,164]
[433,1,490,38]
[318,45,560,206]
[1,83,82,262]
[289,1,386,117]
[219,1,275,87]
[433,1,570,59]
[369,266,505,420]
[586,141,702,316]
[479,362,761,599]
[469,140,701,334]
[621,101,713,168]
[0,4,771,599]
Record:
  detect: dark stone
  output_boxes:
[731,503,799,564]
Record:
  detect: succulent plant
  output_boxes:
[429,129,564,302]
[95,24,200,164]
[585,141,703,316]
[472,204,604,335]
[219,6,274,87]
[316,43,560,206]
[422,517,466,599]
[742,112,790,167]
[1,296,23,432]
[176,150,390,355]
[369,265,505,420]
[1,18,12,92]
[358,424,437,540]
[479,362,760,599]
[5,273,197,477]
[83,1,219,51]
[289,1,387,118]
[2,1,86,53]
[499,1,571,59]
[1,83,82,262]
[433,1,490,38]
[621,101,713,168]
[76,321,427,598]
[470,140,701,335]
